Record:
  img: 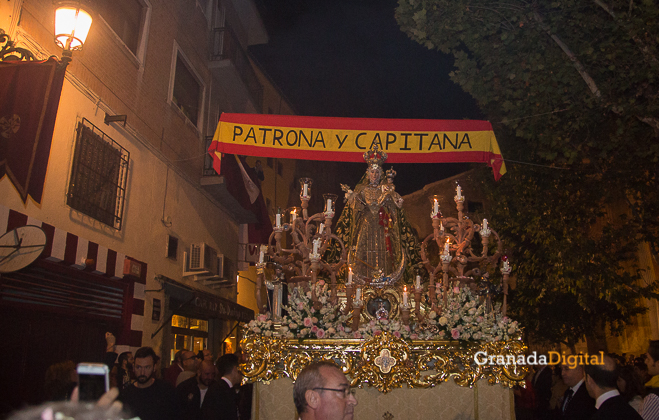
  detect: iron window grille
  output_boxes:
[67,119,129,229]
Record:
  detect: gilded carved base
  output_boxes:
[241,331,528,393]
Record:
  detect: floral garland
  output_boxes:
[247,280,520,342]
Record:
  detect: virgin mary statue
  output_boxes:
[328,145,420,286]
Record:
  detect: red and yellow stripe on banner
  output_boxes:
[209,113,506,180]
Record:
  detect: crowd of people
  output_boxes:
[20,333,659,420]
[23,333,251,420]
[515,339,659,420]
[10,339,358,420]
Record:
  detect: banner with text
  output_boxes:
[209,113,506,180]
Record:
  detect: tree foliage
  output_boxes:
[396,0,659,346]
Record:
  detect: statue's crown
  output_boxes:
[386,167,396,180]
[363,144,387,167]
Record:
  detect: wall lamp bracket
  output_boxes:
[104,113,127,126]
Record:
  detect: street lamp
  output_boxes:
[54,3,92,64]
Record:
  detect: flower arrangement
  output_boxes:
[246,281,520,342]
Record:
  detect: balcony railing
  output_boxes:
[210,26,263,113]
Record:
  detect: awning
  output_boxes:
[158,275,253,323]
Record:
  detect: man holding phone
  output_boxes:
[119,347,180,420]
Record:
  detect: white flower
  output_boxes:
[438,317,448,326]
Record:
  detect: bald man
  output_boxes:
[584,353,642,420]
[177,360,222,420]
[294,361,358,420]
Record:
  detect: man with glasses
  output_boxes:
[177,351,199,386]
[294,361,358,420]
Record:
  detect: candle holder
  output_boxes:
[352,303,363,331]
[401,304,410,326]
[344,283,355,315]
[414,289,423,320]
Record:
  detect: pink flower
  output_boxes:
[297,302,304,310]
[304,317,313,327]
[374,330,382,336]
[451,329,460,339]
[353,331,362,338]
[410,333,419,340]
[316,329,326,338]
[318,280,325,286]
[453,287,460,293]
[311,326,318,333]
[403,325,411,332]
[338,325,345,332]
[257,314,267,322]
[393,331,401,338]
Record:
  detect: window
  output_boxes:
[167,235,178,260]
[169,45,205,130]
[96,0,145,56]
[67,119,129,229]
[170,315,208,362]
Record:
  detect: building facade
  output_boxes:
[0,0,283,410]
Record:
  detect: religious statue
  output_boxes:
[341,146,406,285]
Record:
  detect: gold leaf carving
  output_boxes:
[240,331,529,393]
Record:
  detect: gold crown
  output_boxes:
[363,144,388,167]
[385,167,396,180]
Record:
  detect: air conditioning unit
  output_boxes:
[188,242,218,273]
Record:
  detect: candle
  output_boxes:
[433,199,439,215]
[416,275,421,290]
[303,183,308,196]
[276,213,281,228]
[348,268,353,285]
[444,238,450,254]
[313,238,319,255]
[483,218,488,230]
[456,185,462,199]
[356,288,361,302]
[259,249,264,264]
[326,198,332,212]
[440,221,444,231]
[403,286,408,306]
[291,209,297,223]
[319,223,324,234]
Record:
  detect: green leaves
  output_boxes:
[396,0,659,346]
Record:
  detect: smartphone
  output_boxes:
[77,363,109,401]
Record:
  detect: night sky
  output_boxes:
[249,0,486,197]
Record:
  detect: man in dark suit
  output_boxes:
[585,353,643,420]
[176,360,222,420]
[556,358,596,420]
[216,353,243,420]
